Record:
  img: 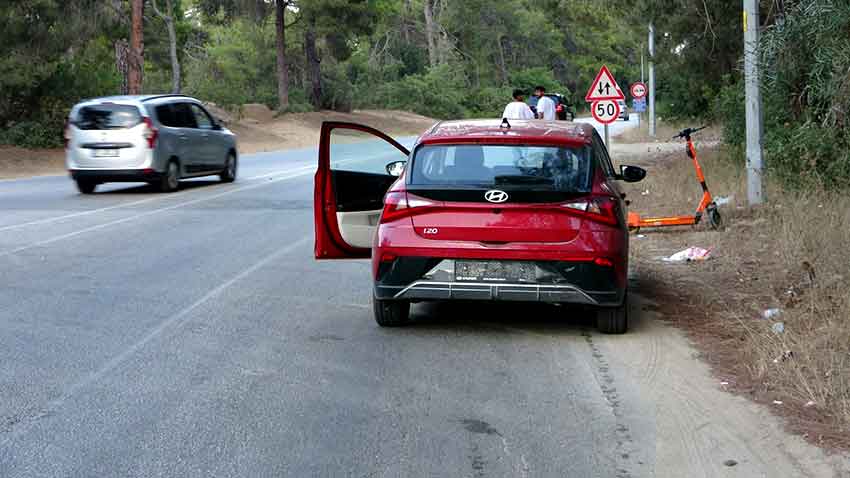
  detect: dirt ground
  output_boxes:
[0,109,437,180]
[613,123,850,459]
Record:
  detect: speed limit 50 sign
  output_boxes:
[591,100,620,124]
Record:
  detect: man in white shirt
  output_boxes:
[534,85,556,120]
[502,89,535,120]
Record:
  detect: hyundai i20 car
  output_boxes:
[314,120,646,333]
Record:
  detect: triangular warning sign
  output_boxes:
[585,65,625,102]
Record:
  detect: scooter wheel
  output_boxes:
[708,207,723,230]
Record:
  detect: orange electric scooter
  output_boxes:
[627,126,722,231]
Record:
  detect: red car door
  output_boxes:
[314,121,411,259]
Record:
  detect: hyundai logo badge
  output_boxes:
[484,189,509,203]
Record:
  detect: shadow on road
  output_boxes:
[395,275,655,338]
[94,180,222,195]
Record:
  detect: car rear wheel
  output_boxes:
[75,179,97,194]
[159,160,180,193]
[220,153,237,183]
[597,293,628,334]
[373,297,411,327]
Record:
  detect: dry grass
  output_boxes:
[623,145,850,448]
[613,117,722,144]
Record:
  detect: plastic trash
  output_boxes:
[663,247,712,262]
[723,460,738,467]
[805,401,816,408]
[772,322,785,334]
[714,195,733,206]
[773,400,783,405]
[772,350,794,363]
[762,308,782,320]
[637,234,646,238]
[641,189,650,196]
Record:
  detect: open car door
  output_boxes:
[315,121,411,259]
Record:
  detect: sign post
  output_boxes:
[585,65,625,146]
[630,81,648,128]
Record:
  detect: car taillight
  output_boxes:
[563,196,620,226]
[556,104,564,112]
[142,117,158,148]
[380,192,437,224]
[63,120,70,149]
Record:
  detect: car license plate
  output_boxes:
[455,261,536,282]
[93,149,119,158]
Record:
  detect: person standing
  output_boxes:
[534,86,556,120]
[502,89,535,120]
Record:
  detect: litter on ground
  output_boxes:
[762,308,782,320]
[663,247,712,262]
[773,350,794,363]
[714,195,733,206]
[772,322,785,334]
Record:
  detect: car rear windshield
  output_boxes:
[74,104,142,130]
[409,144,593,193]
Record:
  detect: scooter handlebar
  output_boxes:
[673,125,708,139]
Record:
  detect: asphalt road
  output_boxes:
[0,122,838,478]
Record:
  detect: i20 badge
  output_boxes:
[484,189,509,203]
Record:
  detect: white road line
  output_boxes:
[0,236,311,445]
[0,165,315,258]
[0,164,316,233]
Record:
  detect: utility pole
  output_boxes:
[648,23,656,137]
[744,0,764,205]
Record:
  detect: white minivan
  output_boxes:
[65,95,238,193]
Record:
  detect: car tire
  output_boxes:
[75,179,97,194]
[373,297,411,327]
[159,160,180,193]
[597,293,628,334]
[220,152,237,183]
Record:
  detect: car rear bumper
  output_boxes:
[374,258,624,306]
[69,169,163,182]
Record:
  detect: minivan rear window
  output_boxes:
[74,104,142,130]
[409,144,593,193]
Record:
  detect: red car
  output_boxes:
[314,119,646,333]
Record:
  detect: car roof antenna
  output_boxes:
[500,118,511,130]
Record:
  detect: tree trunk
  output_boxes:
[304,23,322,109]
[423,0,437,67]
[275,0,289,110]
[496,36,508,86]
[128,0,144,94]
[152,0,181,93]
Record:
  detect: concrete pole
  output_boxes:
[744,0,764,205]
[648,23,656,138]
[639,47,644,128]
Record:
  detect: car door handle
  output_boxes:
[179,135,188,140]
[201,133,209,139]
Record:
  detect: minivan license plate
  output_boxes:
[93,149,119,158]
[455,261,536,282]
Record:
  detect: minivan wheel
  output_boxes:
[159,161,180,193]
[373,297,411,327]
[75,179,97,194]
[597,293,628,334]
[220,153,237,183]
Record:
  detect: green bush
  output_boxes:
[183,19,277,109]
[357,64,469,119]
[0,121,63,149]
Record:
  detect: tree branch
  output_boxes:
[150,0,170,21]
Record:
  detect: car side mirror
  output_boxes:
[212,123,223,131]
[386,160,406,177]
[619,165,646,183]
